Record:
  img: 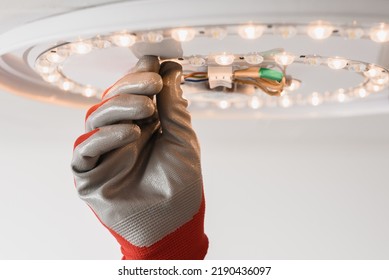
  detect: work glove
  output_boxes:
[71,56,208,260]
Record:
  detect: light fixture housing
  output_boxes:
[0,0,388,119]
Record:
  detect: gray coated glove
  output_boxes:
[71,56,208,260]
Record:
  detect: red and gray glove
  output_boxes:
[71,56,208,260]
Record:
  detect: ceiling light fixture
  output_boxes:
[33,23,389,111]
[1,0,388,118]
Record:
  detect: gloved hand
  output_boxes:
[71,56,208,260]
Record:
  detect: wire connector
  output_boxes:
[207,66,233,89]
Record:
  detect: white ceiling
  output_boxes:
[1,0,389,260]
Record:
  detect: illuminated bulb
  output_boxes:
[238,24,265,39]
[280,95,292,108]
[372,73,389,85]
[214,53,235,65]
[370,23,389,43]
[171,28,196,42]
[249,96,262,109]
[244,53,264,65]
[71,41,92,54]
[364,66,383,78]
[310,92,323,106]
[207,27,227,40]
[274,52,295,66]
[335,89,347,103]
[343,27,364,39]
[218,100,231,109]
[366,82,384,92]
[42,73,60,83]
[188,56,206,67]
[275,25,297,38]
[82,86,97,97]
[59,80,74,91]
[372,84,383,92]
[356,87,368,98]
[286,79,301,91]
[111,33,137,47]
[142,31,164,43]
[307,21,334,40]
[46,49,68,63]
[327,57,348,70]
[35,59,55,74]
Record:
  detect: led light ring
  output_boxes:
[34,24,389,107]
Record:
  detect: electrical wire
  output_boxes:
[183,68,286,95]
[234,77,286,96]
[184,72,208,82]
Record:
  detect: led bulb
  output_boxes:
[274,52,295,66]
[71,41,92,54]
[355,87,368,98]
[188,56,206,67]
[59,80,74,91]
[286,79,301,91]
[218,100,231,109]
[364,66,384,78]
[244,53,264,65]
[238,25,265,39]
[111,33,137,47]
[343,26,364,39]
[35,59,55,74]
[171,28,196,42]
[82,86,97,97]
[42,73,60,83]
[372,72,389,85]
[310,92,323,106]
[46,49,68,63]
[214,53,235,65]
[249,96,262,109]
[335,89,347,103]
[307,21,334,40]
[207,27,227,40]
[280,95,292,108]
[370,23,389,43]
[365,82,383,93]
[142,31,164,43]
[327,57,348,69]
[275,25,297,38]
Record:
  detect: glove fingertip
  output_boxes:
[132,55,160,73]
[159,61,182,78]
[73,129,100,150]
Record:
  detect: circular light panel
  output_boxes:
[1,0,389,118]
